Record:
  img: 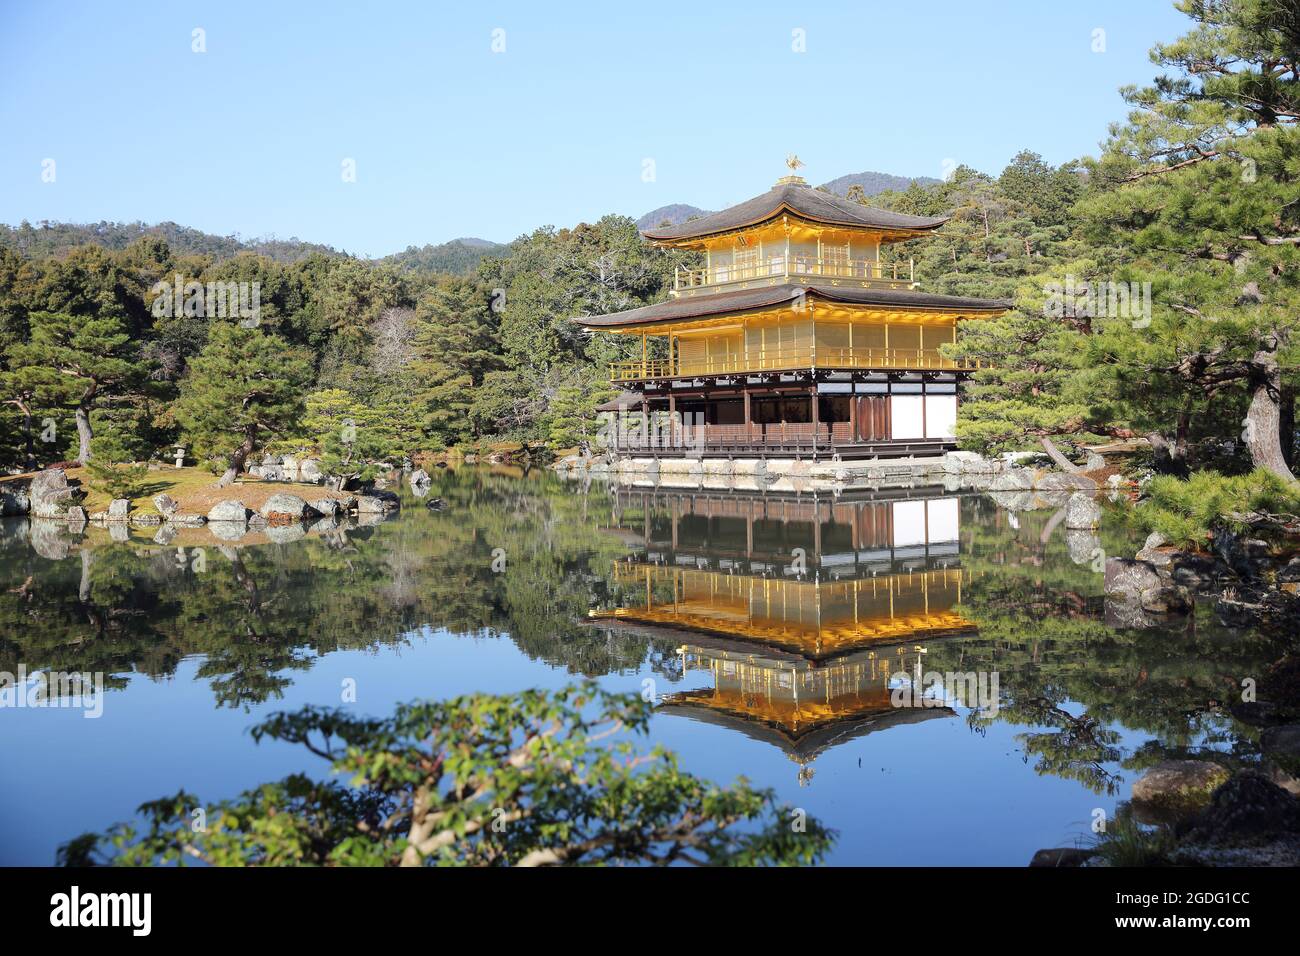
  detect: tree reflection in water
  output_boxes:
[0,469,1285,791]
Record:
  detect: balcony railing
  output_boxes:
[675,255,915,292]
[609,346,980,383]
[605,421,955,456]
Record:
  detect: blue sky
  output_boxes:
[0,1,1191,257]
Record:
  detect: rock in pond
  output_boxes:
[1132,759,1231,818]
[260,493,320,521]
[207,500,251,525]
[1261,725,1300,796]
[1173,771,1300,866]
[1028,847,1098,868]
[1104,558,1189,613]
[1037,472,1098,493]
[989,469,1036,492]
[356,491,400,514]
[152,493,180,518]
[308,498,340,517]
[30,468,77,517]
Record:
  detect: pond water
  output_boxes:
[0,467,1282,865]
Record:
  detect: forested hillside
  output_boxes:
[379,237,506,276]
[0,220,344,264]
[819,170,940,197]
[0,0,1294,483]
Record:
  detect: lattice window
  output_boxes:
[821,243,850,276]
[734,247,759,278]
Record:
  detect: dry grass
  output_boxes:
[4,465,353,515]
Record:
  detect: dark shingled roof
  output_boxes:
[641,182,948,242]
[595,390,642,412]
[577,283,1010,329]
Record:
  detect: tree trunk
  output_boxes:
[1148,412,1191,478]
[1040,436,1081,474]
[1244,349,1296,481]
[216,430,257,488]
[19,403,35,471]
[74,381,98,466]
[1281,385,1295,470]
[75,404,93,465]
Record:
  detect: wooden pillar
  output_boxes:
[640,399,649,451]
[668,393,676,448]
[921,380,928,439]
[810,385,819,455]
[743,389,752,444]
[848,385,857,443]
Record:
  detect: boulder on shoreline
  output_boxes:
[152,493,180,518]
[260,493,321,522]
[1172,771,1300,866]
[356,491,400,514]
[1261,725,1300,796]
[1028,847,1098,868]
[1131,760,1231,819]
[1104,557,1190,614]
[30,468,78,517]
[208,500,251,525]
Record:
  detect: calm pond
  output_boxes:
[0,467,1281,865]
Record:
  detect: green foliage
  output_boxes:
[4,310,145,462]
[83,460,150,501]
[382,238,506,276]
[1,0,1295,477]
[1137,468,1300,547]
[1072,0,1300,478]
[1090,807,1178,868]
[174,322,312,476]
[948,301,1095,454]
[61,684,833,867]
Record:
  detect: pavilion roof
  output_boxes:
[594,390,643,412]
[577,283,1010,330]
[641,181,948,243]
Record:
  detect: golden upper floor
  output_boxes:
[642,176,947,297]
[577,169,1010,381]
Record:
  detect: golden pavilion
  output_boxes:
[580,159,1008,459]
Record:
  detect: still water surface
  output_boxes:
[0,468,1279,865]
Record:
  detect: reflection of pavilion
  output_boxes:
[593,486,974,660]
[663,643,949,785]
[590,487,973,782]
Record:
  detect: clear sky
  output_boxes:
[0,0,1191,257]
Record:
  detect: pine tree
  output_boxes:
[1077,0,1300,479]
[174,322,312,486]
[5,311,143,464]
